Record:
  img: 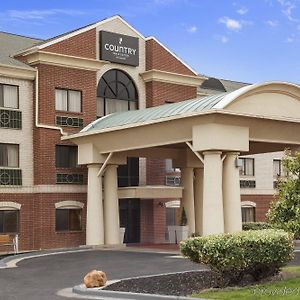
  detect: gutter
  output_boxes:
[35,69,66,135]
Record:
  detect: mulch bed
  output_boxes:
[103,270,222,296]
[103,270,280,296]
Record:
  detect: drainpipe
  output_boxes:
[35,69,67,135]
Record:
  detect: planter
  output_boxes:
[167,225,189,244]
[119,227,126,244]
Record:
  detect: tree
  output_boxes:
[267,151,300,238]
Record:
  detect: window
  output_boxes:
[0,84,18,109]
[118,157,139,187]
[165,159,180,173]
[0,143,19,168]
[241,206,256,222]
[55,89,81,113]
[97,69,138,117]
[0,210,19,233]
[56,145,78,168]
[56,208,82,231]
[239,158,254,176]
[273,159,286,177]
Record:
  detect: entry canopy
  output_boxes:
[63,81,300,163]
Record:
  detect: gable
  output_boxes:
[146,38,196,76]
[43,28,96,59]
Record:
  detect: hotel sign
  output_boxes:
[100,31,139,66]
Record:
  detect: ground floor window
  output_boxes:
[0,210,19,233]
[241,206,256,222]
[56,208,82,231]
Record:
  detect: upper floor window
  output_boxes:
[56,145,78,168]
[55,89,82,113]
[97,69,138,118]
[0,143,19,168]
[273,159,286,177]
[0,84,19,109]
[239,158,254,176]
[165,159,180,173]
[0,210,19,233]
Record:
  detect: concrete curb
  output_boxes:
[73,284,199,300]
[0,247,95,269]
[0,246,181,270]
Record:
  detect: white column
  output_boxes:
[194,168,203,235]
[223,152,242,233]
[202,151,224,235]
[104,165,120,245]
[86,164,104,245]
[181,167,195,234]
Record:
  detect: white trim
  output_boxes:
[26,51,109,71]
[165,200,180,208]
[0,63,36,80]
[241,201,256,207]
[15,16,145,56]
[0,201,21,210]
[55,201,84,209]
[140,69,206,87]
[64,107,300,142]
[145,36,199,76]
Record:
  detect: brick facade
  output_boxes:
[1,18,277,253]
[146,38,195,76]
[33,64,96,185]
[146,82,197,107]
[241,195,275,222]
[43,29,97,59]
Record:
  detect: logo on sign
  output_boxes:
[100,31,139,66]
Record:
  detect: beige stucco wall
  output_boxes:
[95,18,146,110]
[240,151,284,195]
[0,76,34,189]
[227,92,300,119]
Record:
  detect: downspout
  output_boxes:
[35,69,67,135]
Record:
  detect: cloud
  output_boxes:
[187,25,197,33]
[277,0,299,22]
[219,17,242,31]
[220,36,229,43]
[286,36,295,42]
[237,7,248,15]
[6,9,87,20]
[266,20,279,27]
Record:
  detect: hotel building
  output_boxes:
[0,16,297,250]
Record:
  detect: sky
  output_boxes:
[0,0,300,84]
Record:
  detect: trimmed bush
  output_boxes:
[180,229,294,284]
[242,222,273,231]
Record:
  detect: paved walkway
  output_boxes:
[0,248,202,300]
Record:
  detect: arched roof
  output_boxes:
[82,81,300,133]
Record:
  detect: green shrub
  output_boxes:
[180,229,294,284]
[242,222,273,231]
[267,151,300,238]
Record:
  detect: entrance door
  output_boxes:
[119,199,140,243]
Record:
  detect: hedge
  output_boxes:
[180,229,294,284]
[242,222,273,231]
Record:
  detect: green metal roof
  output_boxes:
[83,93,229,132]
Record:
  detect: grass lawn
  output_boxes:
[193,266,300,300]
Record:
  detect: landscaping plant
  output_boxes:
[180,229,294,284]
[267,151,300,238]
[242,222,272,231]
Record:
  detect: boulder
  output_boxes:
[84,270,107,288]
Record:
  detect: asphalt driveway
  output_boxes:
[1,248,300,300]
[0,249,202,300]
